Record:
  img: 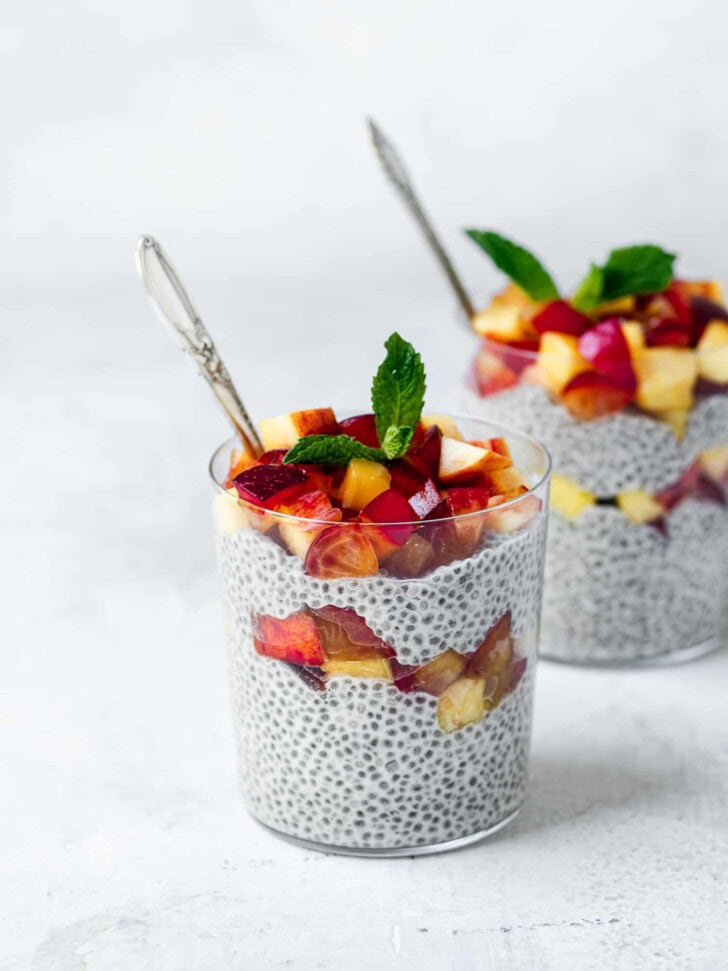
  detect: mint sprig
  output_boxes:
[371,332,426,443]
[466,230,559,302]
[283,333,426,467]
[572,244,676,311]
[284,435,386,465]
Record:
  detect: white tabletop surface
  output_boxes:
[2,279,727,970]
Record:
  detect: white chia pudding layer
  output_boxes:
[217,522,545,850]
[542,498,728,663]
[464,384,728,495]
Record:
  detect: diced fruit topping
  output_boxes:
[408,478,443,519]
[253,611,325,666]
[536,332,590,395]
[340,459,391,511]
[420,414,463,441]
[304,525,379,578]
[233,464,310,508]
[561,371,635,420]
[218,334,538,579]
[532,300,590,336]
[259,408,338,451]
[338,413,380,448]
[439,437,504,484]
[577,318,636,393]
[696,321,728,384]
[467,237,727,420]
[550,474,596,520]
[312,605,393,654]
[633,347,698,414]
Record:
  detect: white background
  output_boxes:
[3,2,728,968]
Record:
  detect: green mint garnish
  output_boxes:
[572,244,676,310]
[371,332,426,445]
[284,435,386,466]
[380,424,414,460]
[465,230,560,302]
[283,332,426,467]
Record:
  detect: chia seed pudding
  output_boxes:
[461,250,728,665]
[210,390,550,854]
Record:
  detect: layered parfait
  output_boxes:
[212,334,550,853]
[463,233,728,663]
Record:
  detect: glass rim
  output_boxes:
[208,411,552,529]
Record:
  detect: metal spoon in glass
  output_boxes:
[367,118,475,326]
[135,234,263,458]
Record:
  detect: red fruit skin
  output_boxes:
[259,449,287,465]
[561,370,634,420]
[695,378,728,397]
[389,459,428,498]
[656,462,726,511]
[473,346,520,397]
[360,489,418,546]
[577,318,637,392]
[408,426,442,478]
[408,479,443,519]
[663,284,692,326]
[233,465,310,508]
[253,611,325,665]
[283,662,326,691]
[466,610,512,677]
[645,320,692,348]
[393,649,468,696]
[278,489,342,524]
[532,300,590,336]
[504,656,527,695]
[304,525,379,579]
[338,414,380,448]
[311,606,393,653]
[689,296,728,344]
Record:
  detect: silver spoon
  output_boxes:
[367,118,475,324]
[135,234,263,458]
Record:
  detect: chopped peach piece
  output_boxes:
[339,459,391,510]
[259,408,338,451]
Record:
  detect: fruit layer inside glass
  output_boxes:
[211,414,550,851]
[465,280,728,664]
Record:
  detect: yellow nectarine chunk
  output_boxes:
[697,321,728,384]
[616,490,664,525]
[340,459,391,511]
[436,675,487,733]
[699,445,728,483]
[322,657,392,679]
[550,474,596,520]
[634,348,698,413]
[536,333,590,395]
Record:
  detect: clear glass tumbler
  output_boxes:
[464,337,728,665]
[210,415,550,856]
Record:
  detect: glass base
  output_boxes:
[540,635,722,669]
[253,805,522,858]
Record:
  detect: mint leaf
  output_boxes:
[572,244,676,310]
[371,333,426,444]
[466,230,559,301]
[380,425,414,460]
[572,264,604,312]
[283,435,385,466]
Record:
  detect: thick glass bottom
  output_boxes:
[540,635,722,669]
[252,805,522,858]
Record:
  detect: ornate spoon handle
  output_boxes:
[368,119,475,323]
[135,235,263,457]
